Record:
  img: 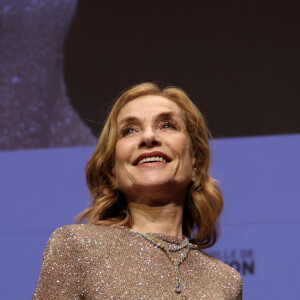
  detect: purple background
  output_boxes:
[1,134,299,299]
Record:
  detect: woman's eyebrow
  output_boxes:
[118,116,141,127]
[155,112,176,121]
[118,111,178,127]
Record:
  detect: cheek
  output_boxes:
[115,140,128,161]
[177,136,193,159]
[114,139,134,172]
[179,138,195,172]
[114,144,124,177]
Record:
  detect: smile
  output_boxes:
[133,151,171,166]
[137,156,167,165]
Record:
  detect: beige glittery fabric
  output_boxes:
[33,224,242,299]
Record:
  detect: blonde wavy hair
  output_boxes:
[77,82,223,249]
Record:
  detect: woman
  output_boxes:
[33,83,242,299]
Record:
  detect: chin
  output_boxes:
[135,179,170,189]
[135,178,186,191]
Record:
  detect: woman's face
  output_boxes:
[114,95,195,200]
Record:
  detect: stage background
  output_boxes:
[1,1,299,299]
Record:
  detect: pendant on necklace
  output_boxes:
[174,265,182,293]
[128,228,190,299]
[175,283,181,293]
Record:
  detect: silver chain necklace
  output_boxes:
[129,228,190,299]
[130,229,190,252]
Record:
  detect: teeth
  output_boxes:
[137,156,167,165]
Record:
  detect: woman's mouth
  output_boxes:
[133,151,171,166]
[137,156,167,165]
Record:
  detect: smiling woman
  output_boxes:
[114,95,196,215]
[79,83,222,245]
[33,83,243,299]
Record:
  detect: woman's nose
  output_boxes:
[138,128,161,148]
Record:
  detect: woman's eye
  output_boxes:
[160,121,176,130]
[121,126,137,136]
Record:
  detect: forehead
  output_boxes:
[117,95,184,123]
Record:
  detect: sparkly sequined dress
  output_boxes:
[33,224,242,299]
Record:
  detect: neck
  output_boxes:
[128,201,184,238]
